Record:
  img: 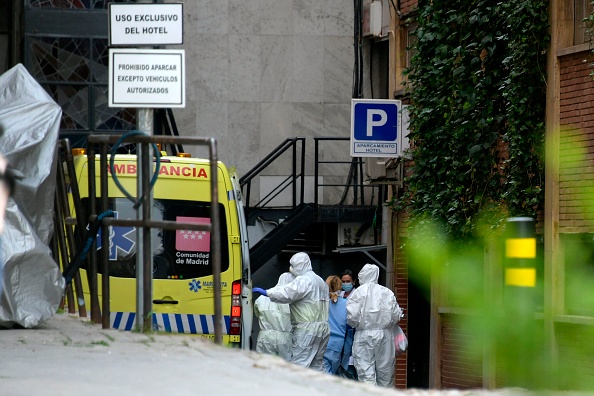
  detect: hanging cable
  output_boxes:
[62,209,114,286]
[343,0,365,206]
[109,130,161,209]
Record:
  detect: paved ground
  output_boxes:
[0,313,531,396]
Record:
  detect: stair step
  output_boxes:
[283,224,325,254]
[249,203,315,273]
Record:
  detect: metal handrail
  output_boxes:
[85,134,223,344]
[314,137,379,209]
[239,137,306,220]
[239,136,380,219]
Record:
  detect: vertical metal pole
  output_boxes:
[299,138,305,205]
[314,139,319,208]
[292,141,297,209]
[100,143,110,329]
[87,145,101,323]
[136,109,153,330]
[141,141,153,333]
[210,138,222,345]
[135,0,154,331]
[135,142,144,331]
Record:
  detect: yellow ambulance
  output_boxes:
[69,149,253,349]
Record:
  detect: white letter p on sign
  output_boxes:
[366,109,387,136]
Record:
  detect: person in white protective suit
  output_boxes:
[252,252,330,371]
[346,263,403,387]
[254,272,295,361]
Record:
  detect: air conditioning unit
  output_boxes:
[365,157,389,180]
[362,1,383,37]
[362,103,410,181]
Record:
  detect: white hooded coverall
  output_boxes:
[266,252,330,371]
[346,263,403,387]
[254,272,294,360]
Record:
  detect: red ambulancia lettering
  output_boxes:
[159,165,208,178]
[196,168,207,178]
[107,163,208,178]
[107,164,137,174]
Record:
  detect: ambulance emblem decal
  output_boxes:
[189,279,201,292]
[95,211,135,260]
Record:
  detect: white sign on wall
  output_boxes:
[109,3,183,46]
[108,48,185,108]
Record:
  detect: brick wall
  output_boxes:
[394,160,413,389]
[559,50,594,233]
[394,235,409,388]
[399,0,417,16]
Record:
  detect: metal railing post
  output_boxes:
[314,138,319,209]
[86,135,222,342]
[100,143,110,329]
[292,140,297,209]
[86,144,101,323]
[299,138,305,206]
[209,138,222,345]
[141,141,153,333]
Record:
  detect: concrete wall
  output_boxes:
[171,0,355,188]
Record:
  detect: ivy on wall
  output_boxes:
[400,0,549,240]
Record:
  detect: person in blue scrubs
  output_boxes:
[323,275,354,376]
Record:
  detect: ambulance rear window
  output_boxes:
[81,198,229,279]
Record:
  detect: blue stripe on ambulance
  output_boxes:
[110,312,231,334]
[188,315,197,333]
[113,312,123,329]
[162,314,171,332]
[125,312,136,330]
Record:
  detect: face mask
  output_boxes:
[342,283,353,292]
[289,265,297,276]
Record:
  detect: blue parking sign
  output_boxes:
[351,99,400,157]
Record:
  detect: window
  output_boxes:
[0,0,11,74]
[574,0,594,45]
[81,198,230,280]
[406,21,418,69]
[24,0,138,137]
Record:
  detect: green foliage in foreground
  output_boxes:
[407,219,594,391]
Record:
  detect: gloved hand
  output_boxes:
[252,287,267,296]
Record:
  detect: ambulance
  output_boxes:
[69,148,253,349]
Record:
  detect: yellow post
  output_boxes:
[501,217,539,388]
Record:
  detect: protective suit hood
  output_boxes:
[289,252,312,275]
[277,272,295,286]
[358,263,379,285]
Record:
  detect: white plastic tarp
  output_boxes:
[0,64,65,328]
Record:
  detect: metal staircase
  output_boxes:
[240,137,383,274]
[248,203,315,273]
